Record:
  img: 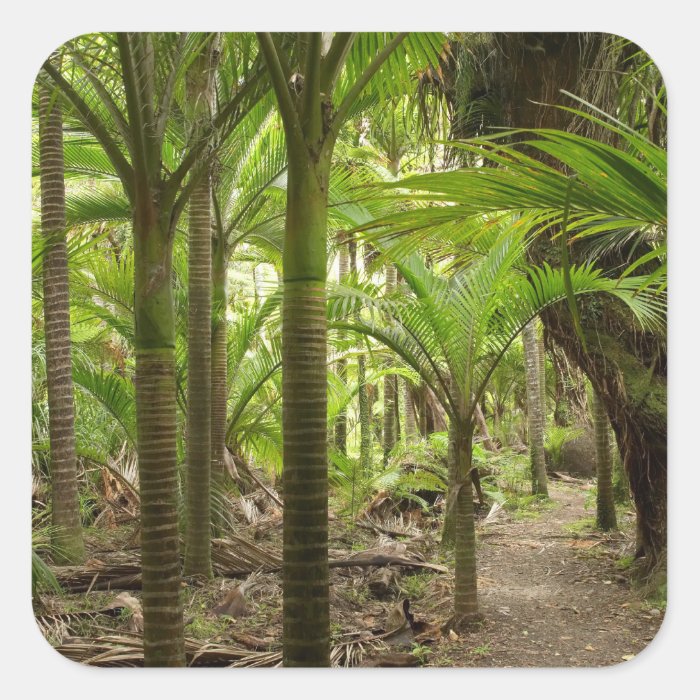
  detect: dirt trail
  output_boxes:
[423,482,663,667]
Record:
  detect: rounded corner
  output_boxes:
[595,31,667,97]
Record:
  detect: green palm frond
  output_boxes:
[73,360,136,445]
[65,185,131,227]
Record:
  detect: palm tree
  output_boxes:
[184,36,218,578]
[382,263,398,464]
[334,234,350,455]
[331,226,664,626]
[363,111,667,567]
[592,390,617,531]
[522,319,548,496]
[41,32,266,666]
[441,34,667,567]
[349,236,373,474]
[36,68,85,565]
[256,31,447,666]
[209,98,286,523]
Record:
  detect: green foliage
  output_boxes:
[564,516,596,534]
[469,643,492,657]
[480,450,531,497]
[544,425,585,470]
[410,642,432,664]
[400,572,432,599]
[329,435,447,518]
[184,615,231,641]
[31,517,64,597]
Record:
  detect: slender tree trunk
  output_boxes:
[382,265,398,464]
[133,199,185,667]
[523,319,548,496]
[349,239,372,474]
[418,385,428,437]
[537,324,547,423]
[334,235,349,454]
[404,379,418,442]
[184,42,217,577]
[453,420,478,620]
[281,157,330,667]
[473,402,497,452]
[38,79,85,565]
[551,345,569,427]
[593,391,617,531]
[441,414,459,546]
[210,236,228,531]
[358,356,372,471]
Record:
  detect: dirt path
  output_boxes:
[422,482,663,667]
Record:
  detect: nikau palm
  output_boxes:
[592,390,617,531]
[523,318,548,496]
[362,114,667,566]
[31,33,667,668]
[184,37,218,578]
[257,31,446,666]
[331,228,664,625]
[42,32,265,666]
[37,71,85,565]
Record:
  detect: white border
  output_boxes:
[3,2,696,698]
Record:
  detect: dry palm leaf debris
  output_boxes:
[54,631,393,667]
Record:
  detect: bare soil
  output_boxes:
[418,482,664,667]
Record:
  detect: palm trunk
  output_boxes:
[38,79,85,565]
[334,235,349,454]
[382,265,398,464]
[404,379,418,442]
[133,200,185,667]
[473,402,497,452]
[523,319,548,496]
[184,168,213,575]
[418,385,428,437]
[441,415,459,546]
[453,420,478,620]
[537,323,547,423]
[593,390,617,531]
[211,236,228,531]
[350,238,372,474]
[184,42,217,577]
[282,157,330,667]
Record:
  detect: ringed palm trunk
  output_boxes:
[592,391,617,531]
[441,414,459,546]
[537,323,547,423]
[38,80,85,565]
[404,380,418,442]
[382,264,398,464]
[334,235,349,454]
[282,156,331,667]
[358,355,372,472]
[133,198,185,666]
[184,43,216,577]
[523,319,548,496]
[184,167,213,575]
[453,419,478,620]
[210,235,228,532]
[350,238,372,474]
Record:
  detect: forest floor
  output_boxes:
[35,480,664,668]
[419,482,664,667]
